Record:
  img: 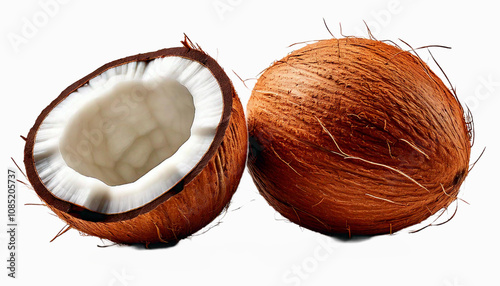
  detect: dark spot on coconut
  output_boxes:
[249,135,264,162]
[452,169,466,186]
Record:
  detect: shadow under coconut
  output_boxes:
[326,232,375,243]
[130,240,180,250]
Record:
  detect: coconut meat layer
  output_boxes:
[33,57,224,214]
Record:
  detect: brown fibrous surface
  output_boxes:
[247,37,471,235]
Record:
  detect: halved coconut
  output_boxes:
[24,39,247,245]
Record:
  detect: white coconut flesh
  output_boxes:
[33,56,224,214]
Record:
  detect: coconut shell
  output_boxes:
[46,94,246,244]
[247,37,471,236]
[24,42,248,245]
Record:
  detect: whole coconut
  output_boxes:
[247,37,471,236]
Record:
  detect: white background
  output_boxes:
[1,0,499,285]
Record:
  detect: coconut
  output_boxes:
[247,37,471,236]
[24,39,247,245]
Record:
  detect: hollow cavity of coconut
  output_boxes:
[24,43,247,244]
[247,37,471,236]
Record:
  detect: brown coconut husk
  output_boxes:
[247,37,471,236]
